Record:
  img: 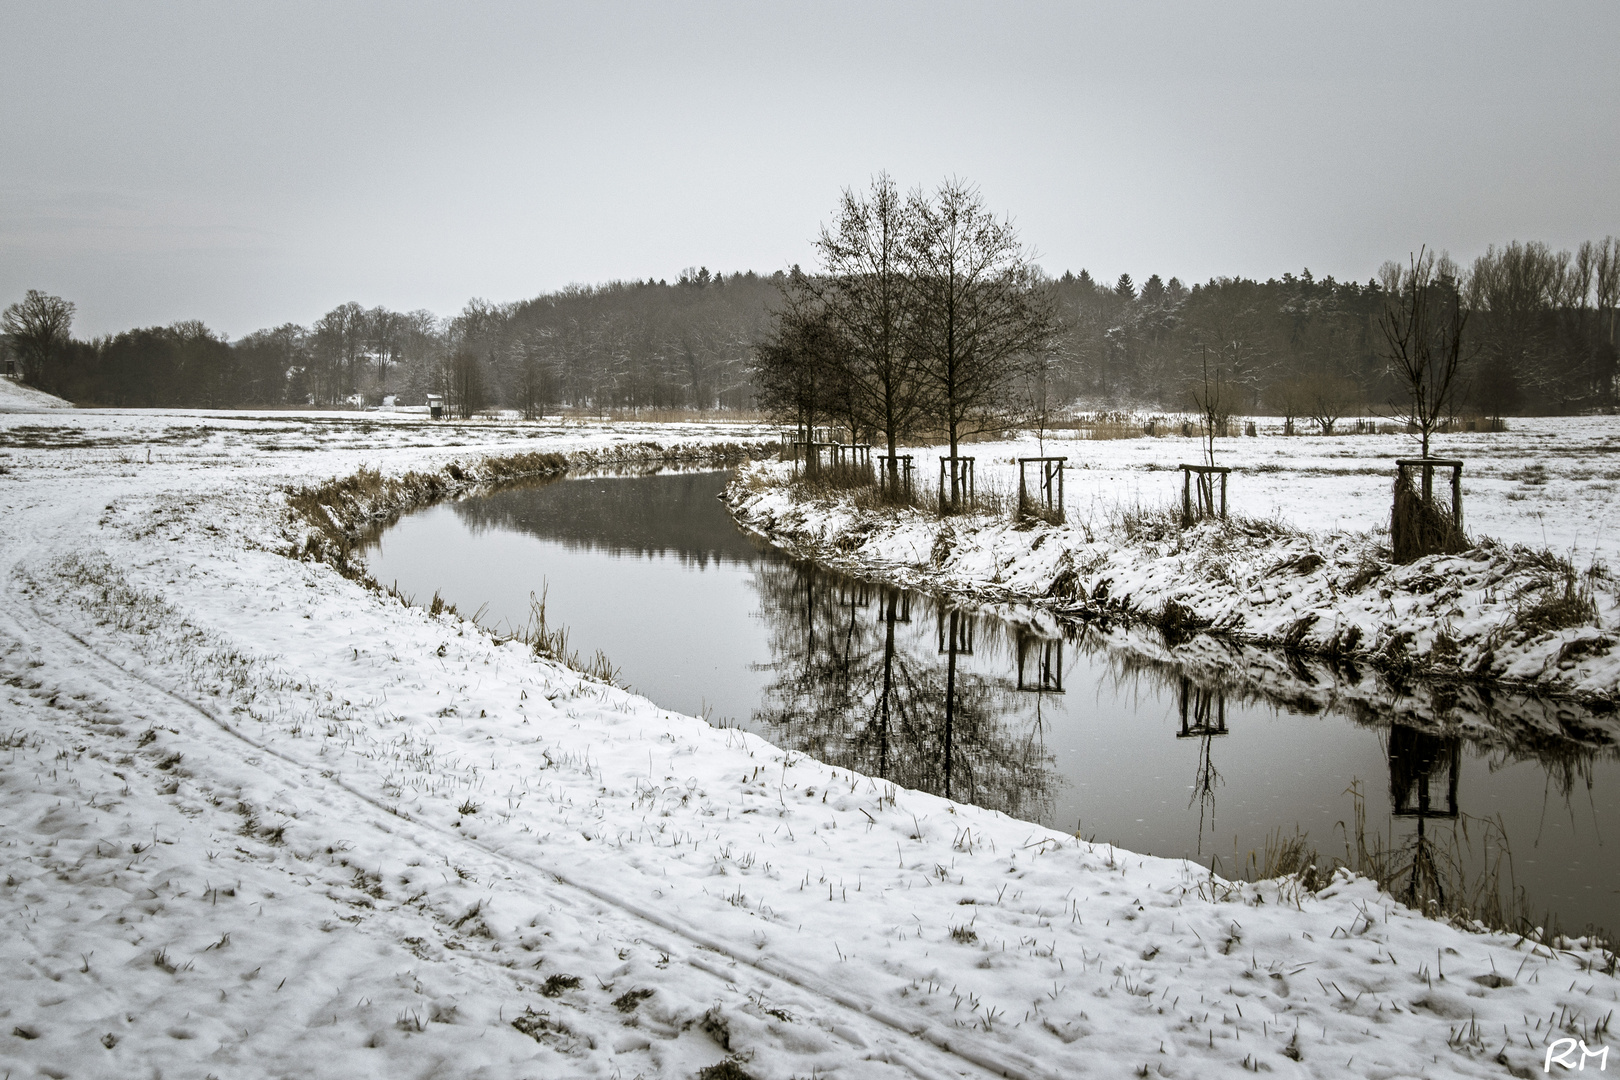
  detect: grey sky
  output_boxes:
[4,1,1617,337]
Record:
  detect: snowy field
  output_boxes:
[853,418,1620,567]
[1,403,1616,1079]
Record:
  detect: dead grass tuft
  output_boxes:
[1156,600,1209,647]
[540,973,582,997]
[612,988,654,1012]
[697,1062,757,1080]
[1514,559,1599,636]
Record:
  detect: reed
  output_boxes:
[521,587,620,685]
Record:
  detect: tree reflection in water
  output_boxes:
[750,560,1058,823]
[1385,724,1464,911]
[1176,677,1229,855]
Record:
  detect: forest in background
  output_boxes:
[4,240,1617,420]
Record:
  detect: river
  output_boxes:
[361,468,1618,935]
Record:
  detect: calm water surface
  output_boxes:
[362,469,1619,934]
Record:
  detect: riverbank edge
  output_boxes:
[721,462,1620,709]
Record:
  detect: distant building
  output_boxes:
[426,394,444,419]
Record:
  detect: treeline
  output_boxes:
[1049,238,1620,422]
[3,224,1615,419]
[1,270,783,414]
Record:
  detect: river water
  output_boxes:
[361,468,1618,935]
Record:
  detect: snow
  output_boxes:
[726,420,1620,702]
[1,405,1615,1079]
[812,418,1619,563]
[0,377,73,412]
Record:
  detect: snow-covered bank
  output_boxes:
[2,409,1615,1079]
[724,453,1620,704]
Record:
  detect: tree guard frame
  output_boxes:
[1178,463,1231,525]
[1175,679,1228,738]
[1391,458,1466,563]
[1394,457,1463,531]
[790,441,838,477]
[1015,633,1065,694]
[936,608,975,655]
[876,454,915,501]
[1017,456,1066,518]
[828,443,872,471]
[938,455,975,512]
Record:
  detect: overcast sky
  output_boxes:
[3,1,1617,337]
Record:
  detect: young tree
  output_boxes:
[2,290,75,388]
[901,179,1054,506]
[1381,249,1471,467]
[1190,346,1229,468]
[810,172,925,488]
[1021,345,1062,454]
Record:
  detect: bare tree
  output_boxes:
[1189,346,1229,468]
[2,290,75,387]
[1381,249,1471,465]
[901,179,1054,506]
[512,341,551,420]
[1266,374,1309,435]
[1305,375,1361,435]
[311,301,368,404]
[1021,345,1062,454]
[810,173,926,488]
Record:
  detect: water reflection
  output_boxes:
[1176,678,1229,855]
[1016,632,1064,694]
[454,470,761,567]
[361,469,1619,934]
[1389,726,1462,821]
[750,562,1055,823]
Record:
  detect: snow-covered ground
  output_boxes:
[989,419,1619,564]
[726,419,1620,702]
[2,406,1615,1080]
[0,377,73,412]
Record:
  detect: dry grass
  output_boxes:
[1217,827,1325,893]
[288,454,571,576]
[1210,777,1613,959]
[1390,469,1468,563]
[790,461,877,494]
[1336,779,1554,942]
[288,442,772,576]
[1513,558,1600,635]
[520,588,619,685]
